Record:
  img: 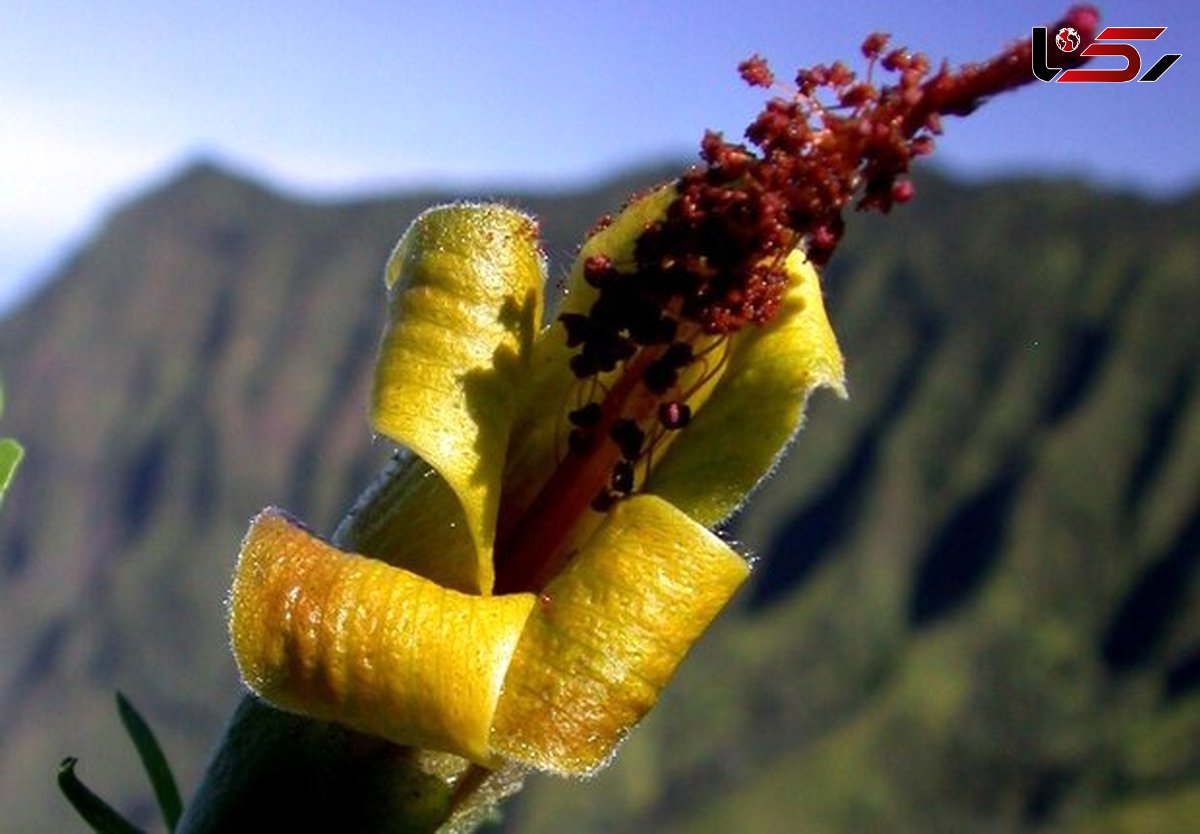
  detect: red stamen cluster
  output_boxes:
[738,54,775,88]
[495,6,1098,595]
[552,4,1099,501]
[565,4,1098,346]
[553,4,1098,505]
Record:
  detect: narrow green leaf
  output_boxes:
[57,757,146,834]
[0,438,23,504]
[116,692,183,831]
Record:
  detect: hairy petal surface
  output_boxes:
[500,187,677,523]
[229,197,839,781]
[371,205,545,593]
[229,510,536,765]
[500,188,843,531]
[490,495,749,774]
[647,249,846,525]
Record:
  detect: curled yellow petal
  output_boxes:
[499,187,842,532]
[371,204,545,594]
[490,494,749,774]
[647,248,846,526]
[500,185,677,523]
[229,509,536,765]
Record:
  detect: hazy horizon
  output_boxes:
[4,0,1196,313]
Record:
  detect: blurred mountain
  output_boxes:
[0,160,1196,833]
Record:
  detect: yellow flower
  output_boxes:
[229,188,844,776]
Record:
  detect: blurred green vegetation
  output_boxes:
[0,161,1196,831]
[0,380,23,507]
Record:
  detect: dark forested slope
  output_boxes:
[0,161,1196,832]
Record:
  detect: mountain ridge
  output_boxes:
[0,159,1196,832]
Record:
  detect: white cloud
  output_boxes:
[1,110,177,229]
[0,97,187,310]
[0,98,436,313]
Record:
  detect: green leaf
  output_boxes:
[0,438,24,506]
[116,692,184,831]
[57,757,146,834]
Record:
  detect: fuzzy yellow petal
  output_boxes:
[499,187,842,532]
[371,204,545,594]
[499,186,676,524]
[490,494,749,774]
[229,509,536,765]
[646,249,846,526]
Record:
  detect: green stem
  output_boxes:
[177,452,504,834]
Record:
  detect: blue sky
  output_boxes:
[2,0,1196,313]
